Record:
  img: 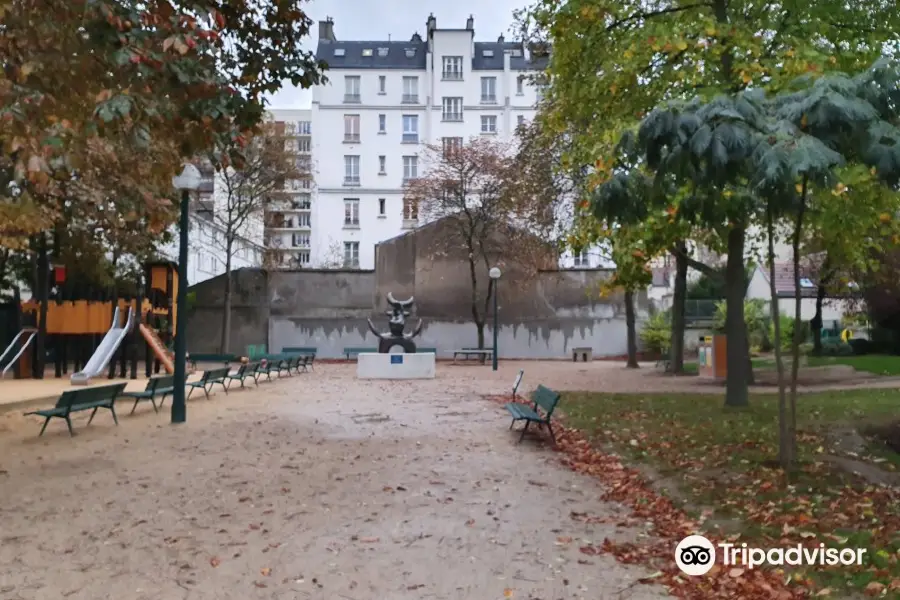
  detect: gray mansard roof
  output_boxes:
[315,39,549,71]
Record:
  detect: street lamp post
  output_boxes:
[171,164,202,424]
[489,267,502,371]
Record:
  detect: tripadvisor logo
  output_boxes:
[675,535,867,576]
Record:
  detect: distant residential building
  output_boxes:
[310,14,548,269]
[265,108,314,269]
[161,165,264,286]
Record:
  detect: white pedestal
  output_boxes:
[356,352,436,379]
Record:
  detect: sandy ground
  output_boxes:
[0,362,673,600]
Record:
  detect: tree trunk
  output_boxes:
[767,205,791,470]
[669,245,688,374]
[788,179,808,472]
[220,239,234,354]
[35,234,49,380]
[467,256,485,350]
[724,226,749,407]
[625,289,639,368]
[811,259,831,355]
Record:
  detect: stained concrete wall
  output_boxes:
[187,223,648,358]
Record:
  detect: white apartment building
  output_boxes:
[265,108,315,268]
[161,168,265,286]
[311,14,549,269]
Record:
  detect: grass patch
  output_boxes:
[561,388,900,596]
[806,354,900,376]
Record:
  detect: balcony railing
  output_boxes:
[401,94,419,104]
[442,71,462,80]
[480,95,497,104]
[401,133,418,144]
[344,176,360,186]
[344,93,361,103]
[343,133,360,143]
[442,113,463,122]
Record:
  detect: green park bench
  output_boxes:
[189,353,236,368]
[504,384,561,444]
[283,346,317,354]
[257,356,286,381]
[417,347,437,353]
[343,347,376,360]
[278,356,301,376]
[24,382,127,436]
[121,374,175,414]
[226,362,259,389]
[187,367,231,399]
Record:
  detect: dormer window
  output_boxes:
[362,48,373,56]
[482,49,494,57]
[334,48,345,56]
[377,47,389,57]
[511,48,522,57]
[405,48,416,57]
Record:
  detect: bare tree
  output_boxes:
[203,121,302,354]
[404,137,558,348]
[315,239,344,269]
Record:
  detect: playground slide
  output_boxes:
[138,324,174,374]
[70,306,135,385]
[0,328,38,377]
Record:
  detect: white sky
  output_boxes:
[265,0,529,110]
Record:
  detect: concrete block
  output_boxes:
[357,352,435,379]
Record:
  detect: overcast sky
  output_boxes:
[266,0,529,110]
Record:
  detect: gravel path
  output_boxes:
[0,362,671,600]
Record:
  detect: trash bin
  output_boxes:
[698,335,727,379]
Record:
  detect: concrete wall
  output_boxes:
[187,223,647,358]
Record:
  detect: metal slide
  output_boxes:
[0,328,38,377]
[70,306,136,385]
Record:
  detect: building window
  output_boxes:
[517,115,525,127]
[344,198,360,226]
[344,155,360,185]
[296,251,311,265]
[291,233,310,247]
[573,250,588,267]
[378,75,386,94]
[480,77,497,103]
[343,242,360,267]
[516,76,524,95]
[480,115,497,134]
[291,196,311,210]
[442,137,463,157]
[297,213,311,227]
[298,121,312,134]
[401,115,418,143]
[402,76,418,103]
[343,114,360,143]
[441,97,463,121]
[297,137,311,152]
[403,197,419,221]
[378,113,386,133]
[344,76,361,103]
[378,198,386,216]
[378,155,386,174]
[402,156,418,181]
[442,56,463,79]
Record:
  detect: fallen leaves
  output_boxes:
[260,567,271,577]
[209,557,221,568]
[503,588,514,598]
[358,536,380,543]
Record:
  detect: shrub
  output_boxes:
[848,338,872,355]
[769,315,809,350]
[712,299,769,348]
[821,338,854,356]
[640,311,670,356]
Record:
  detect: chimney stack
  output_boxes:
[497,34,505,43]
[318,17,335,41]
[426,13,436,35]
[466,15,474,30]
[411,32,422,43]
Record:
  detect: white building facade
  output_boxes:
[265,108,315,268]
[311,14,548,269]
[160,168,265,286]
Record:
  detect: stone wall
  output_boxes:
[189,266,646,359]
